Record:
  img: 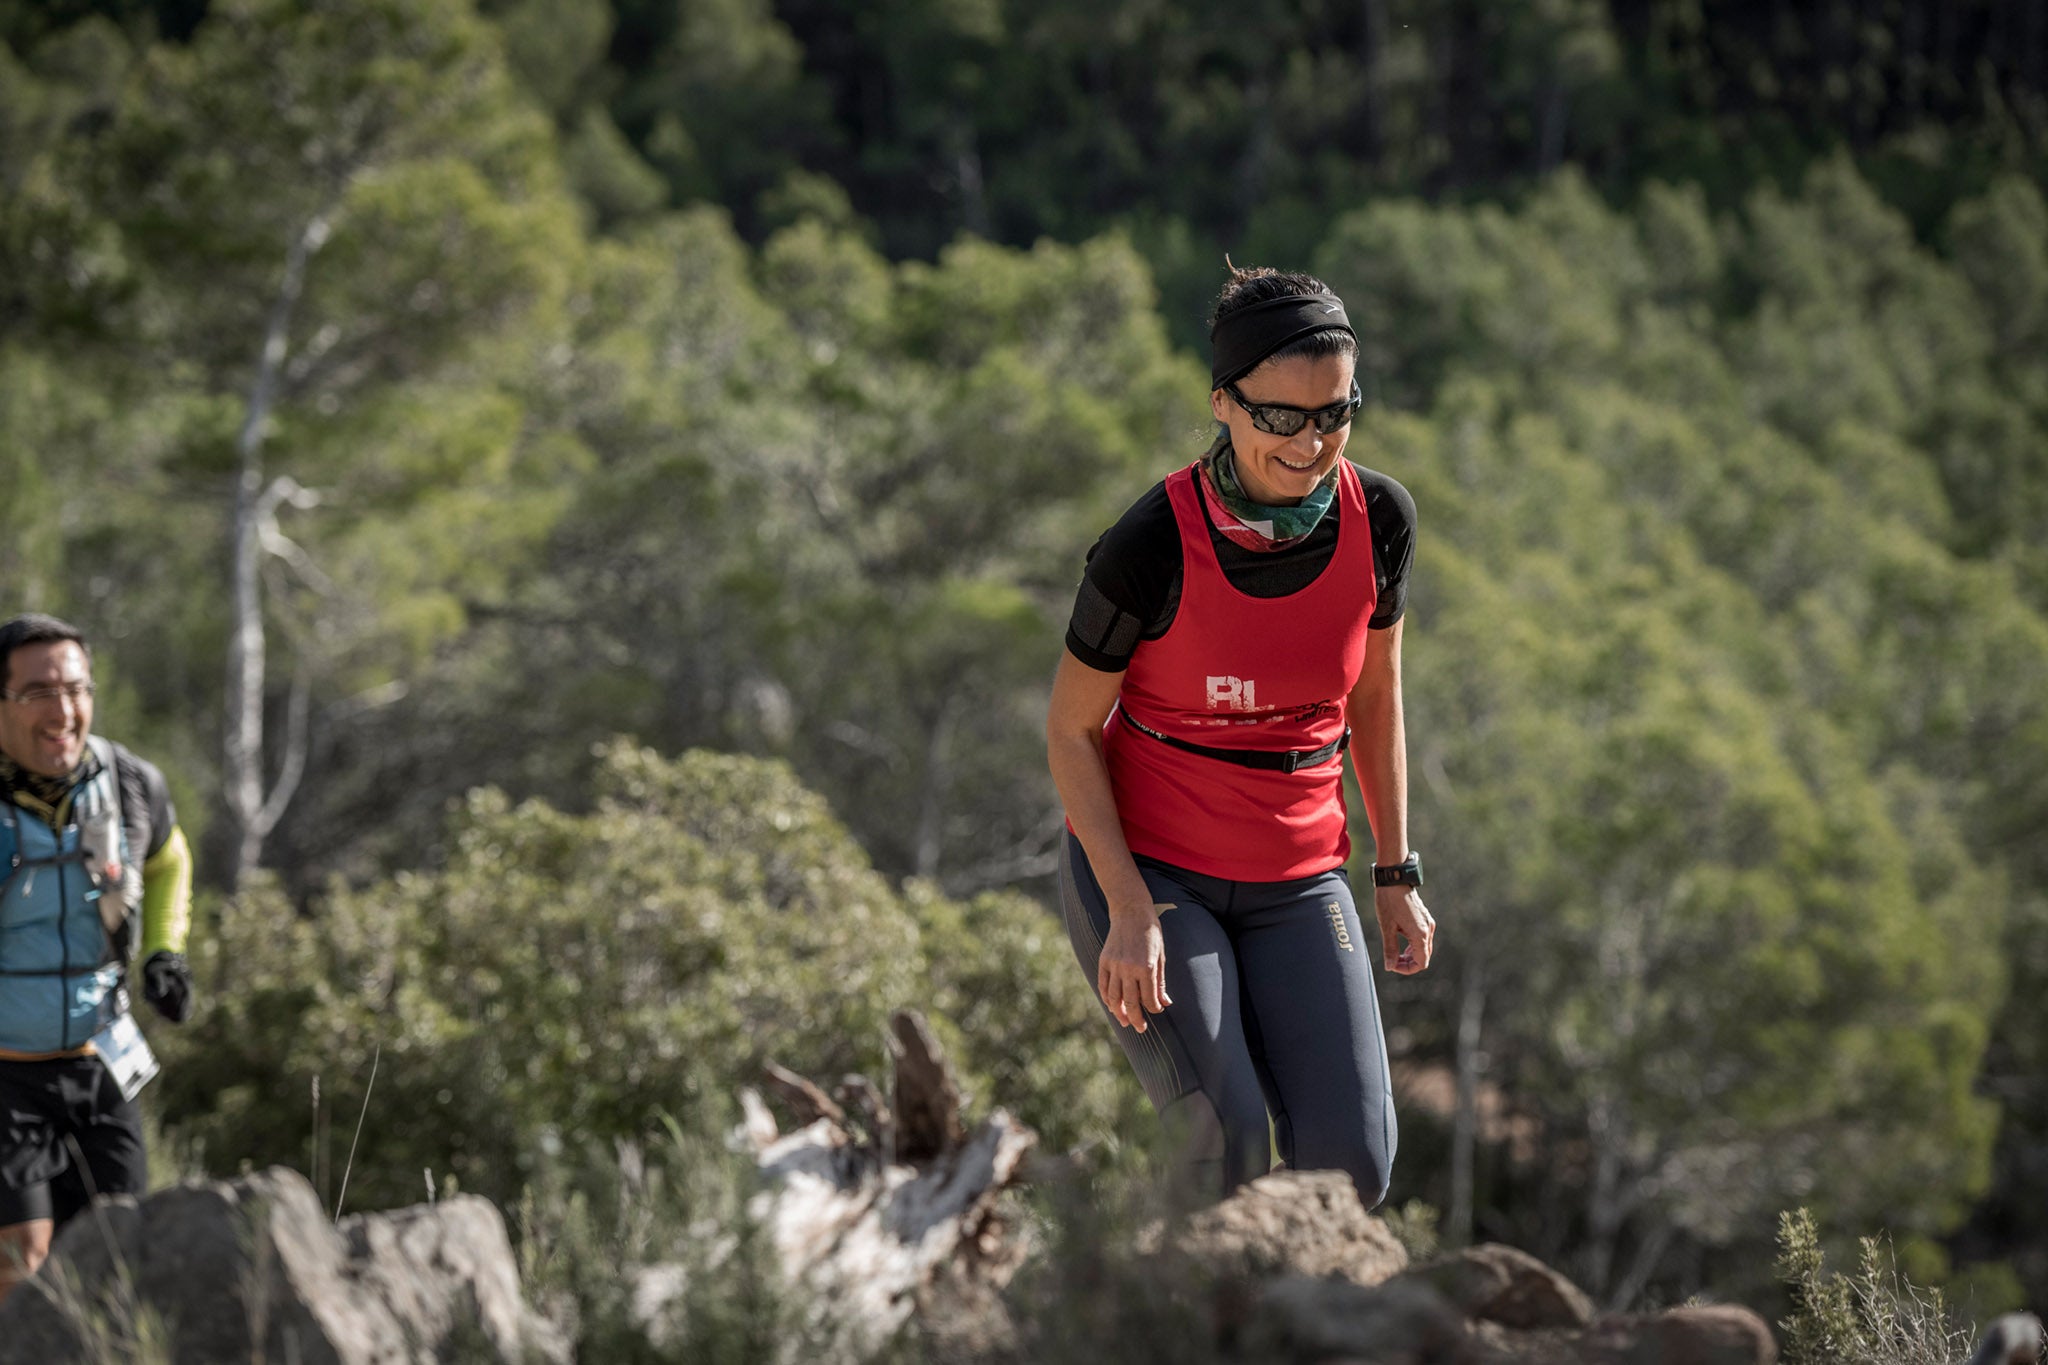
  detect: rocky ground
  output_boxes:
[0,1164,565,1362]
[696,1011,1793,1365]
[3,1012,2040,1364]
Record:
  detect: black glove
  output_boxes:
[142,950,193,1024]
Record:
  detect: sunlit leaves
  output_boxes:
[155,742,1123,1211]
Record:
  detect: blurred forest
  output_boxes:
[4,0,2047,1326]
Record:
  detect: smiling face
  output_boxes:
[0,640,94,778]
[1209,352,1356,506]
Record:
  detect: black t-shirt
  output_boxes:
[1065,459,1416,672]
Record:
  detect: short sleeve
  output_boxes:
[1063,481,1183,672]
[1355,466,1416,628]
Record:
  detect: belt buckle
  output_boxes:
[1281,750,1304,773]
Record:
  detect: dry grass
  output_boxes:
[1777,1208,1982,1365]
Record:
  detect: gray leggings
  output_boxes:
[1059,830,1396,1206]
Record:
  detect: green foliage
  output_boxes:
[1780,1208,1867,1365]
[155,742,1131,1212]
[19,1274,175,1365]
[1380,1200,1443,1264]
[444,0,2048,342]
[516,1124,828,1364]
[1,0,594,867]
[1777,1208,1976,1365]
[286,207,1202,894]
[1002,1157,1231,1365]
[485,0,611,119]
[9,0,2048,1321]
[1315,160,2041,1300]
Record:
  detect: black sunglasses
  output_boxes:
[1225,380,1363,437]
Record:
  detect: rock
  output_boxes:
[1388,1249,1773,1365]
[0,1166,567,1364]
[1240,1275,1475,1365]
[1621,1305,1777,1365]
[725,1015,1782,1365]
[1176,1171,1410,1289]
[1464,1318,1606,1365]
[1461,1303,1776,1365]
[1400,1244,1595,1330]
[1967,1313,2045,1365]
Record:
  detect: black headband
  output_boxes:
[1209,292,1355,390]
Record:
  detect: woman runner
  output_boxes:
[1047,265,1436,1205]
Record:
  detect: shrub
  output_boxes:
[153,741,1137,1213]
[1777,1207,1975,1365]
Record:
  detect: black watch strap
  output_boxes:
[1372,852,1423,887]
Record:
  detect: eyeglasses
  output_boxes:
[1226,380,1363,437]
[2,682,94,708]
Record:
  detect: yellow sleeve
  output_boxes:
[141,825,193,956]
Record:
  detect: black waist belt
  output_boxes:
[1119,709,1350,774]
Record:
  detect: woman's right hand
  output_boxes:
[1097,903,1174,1033]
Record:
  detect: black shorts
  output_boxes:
[0,1054,148,1228]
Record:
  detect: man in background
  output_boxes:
[0,613,194,1304]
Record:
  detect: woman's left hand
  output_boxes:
[1374,886,1436,975]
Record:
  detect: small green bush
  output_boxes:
[998,1149,1233,1365]
[1776,1207,1976,1365]
[1380,1199,1442,1263]
[515,1118,823,1364]
[154,741,1140,1214]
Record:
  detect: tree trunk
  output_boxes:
[1452,0,1490,186]
[1899,0,1926,119]
[1357,0,1387,168]
[913,697,959,881]
[1608,1217,1677,1311]
[1449,949,1486,1247]
[951,120,991,238]
[1232,78,1275,241]
[1933,0,1958,92]
[731,1011,1037,1361]
[1583,1089,1624,1299]
[1536,76,1569,174]
[1426,2,1454,192]
[224,214,327,888]
[2014,0,2039,100]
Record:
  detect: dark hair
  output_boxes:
[0,614,90,692]
[1209,264,1358,372]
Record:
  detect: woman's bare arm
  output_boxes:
[1344,618,1436,973]
[1047,650,1172,1028]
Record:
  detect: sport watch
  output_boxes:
[1372,852,1423,888]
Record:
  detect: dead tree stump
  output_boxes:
[738,1009,1036,1359]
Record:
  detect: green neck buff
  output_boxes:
[0,750,86,816]
[1200,435,1340,552]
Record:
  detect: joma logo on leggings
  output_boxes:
[1326,902,1354,951]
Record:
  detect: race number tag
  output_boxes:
[91,1013,161,1101]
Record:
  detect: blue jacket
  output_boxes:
[0,737,137,1053]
